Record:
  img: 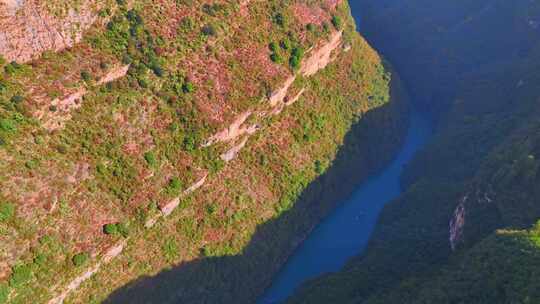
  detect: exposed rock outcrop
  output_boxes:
[157,174,209,219]
[299,30,343,77]
[221,137,249,162]
[271,88,306,115]
[41,28,346,303]
[449,196,467,251]
[48,241,126,304]
[38,88,87,131]
[35,64,129,131]
[97,64,130,85]
[0,0,100,63]
[184,174,208,195]
[203,111,259,147]
[269,75,297,107]
[160,197,180,218]
[269,30,342,110]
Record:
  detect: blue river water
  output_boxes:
[257,109,433,304]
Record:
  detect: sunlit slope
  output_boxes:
[0,1,408,303]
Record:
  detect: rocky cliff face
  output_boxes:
[0,1,406,303]
[0,0,107,63]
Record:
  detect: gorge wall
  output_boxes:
[288,1,540,303]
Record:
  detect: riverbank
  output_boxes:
[101,70,410,304]
[259,107,431,303]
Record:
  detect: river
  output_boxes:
[257,92,433,303]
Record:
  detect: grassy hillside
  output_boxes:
[0,1,408,303]
[288,1,540,303]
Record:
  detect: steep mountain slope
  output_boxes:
[288,1,540,303]
[352,0,540,114]
[0,1,408,303]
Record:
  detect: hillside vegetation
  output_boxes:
[0,1,407,303]
[289,0,540,303]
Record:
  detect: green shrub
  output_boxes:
[290,47,304,69]
[0,80,6,93]
[201,24,217,36]
[269,42,279,52]
[273,13,285,26]
[72,252,89,266]
[167,177,183,194]
[144,151,157,166]
[117,222,130,237]
[103,223,118,235]
[4,61,21,75]
[81,70,92,82]
[183,135,196,151]
[162,238,179,262]
[0,283,8,304]
[0,202,14,222]
[98,8,110,18]
[314,160,324,174]
[270,53,283,64]
[130,25,145,39]
[24,160,38,170]
[322,22,330,32]
[99,61,110,70]
[151,65,164,77]
[202,3,224,16]
[178,17,195,33]
[33,253,47,266]
[291,47,304,58]
[206,203,217,215]
[306,23,315,32]
[331,15,342,29]
[10,95,23,104]
[11,112,24,123]
[201,246,211,257]
[122,54,133,65]
[9,264,32,286]
[208,158,225,174]
[289,56,301,69]
[182,82,195,93]
[126,9,143,25]
[137,78,149,88]
[0,119,16,133]
[280,39,291,50]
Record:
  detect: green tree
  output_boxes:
[72,252,89,266]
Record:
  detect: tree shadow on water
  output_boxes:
[104,94,408,304]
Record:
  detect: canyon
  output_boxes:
[2,1,538,304]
